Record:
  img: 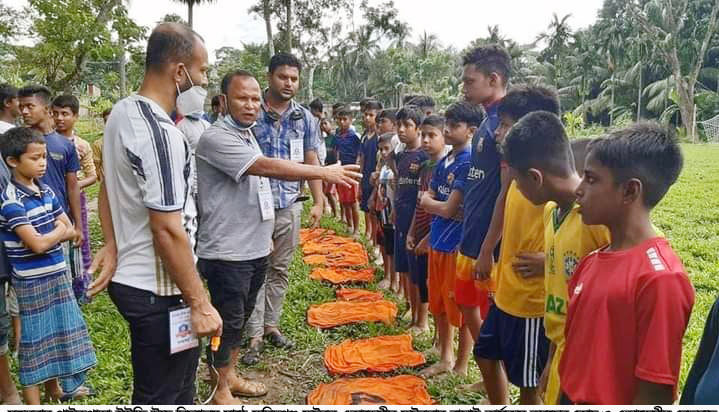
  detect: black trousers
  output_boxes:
[108,282,199,405]
[198,256,268,367]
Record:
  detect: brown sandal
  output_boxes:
[231,378,267,397]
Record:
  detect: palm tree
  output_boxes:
[171,0,216,28]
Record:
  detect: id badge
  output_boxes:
[168,305,199,354]
[258,178,275,221]
[290,138,303,162]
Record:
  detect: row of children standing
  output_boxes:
[0,85,100,404]
[314,45,716,405]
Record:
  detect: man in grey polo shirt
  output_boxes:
[195,70,360,404]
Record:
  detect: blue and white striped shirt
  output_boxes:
[0,180,66,279]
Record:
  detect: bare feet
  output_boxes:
[452,363,468,377]
[419,361,453,378]
[1,393,21,405]
[409,325,430,336]
[458,381,486,394]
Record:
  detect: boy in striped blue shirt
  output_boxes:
[0,127,95,404]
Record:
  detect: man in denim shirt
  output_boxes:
[243,53,324,364]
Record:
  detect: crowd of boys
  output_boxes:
[0,20,715,406]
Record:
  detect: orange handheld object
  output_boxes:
[210,336,221,352]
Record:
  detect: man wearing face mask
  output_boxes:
[176,73,210,254]
[195,70,360,404]
[89,23,222,404]
[243,52,325,364]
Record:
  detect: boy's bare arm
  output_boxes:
[88,182,117,297]
[632,380,673,405]
[476,168,511,280]
[419,189,463,219]
[14,220,67,254]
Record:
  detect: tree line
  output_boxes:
[1,0,717,140]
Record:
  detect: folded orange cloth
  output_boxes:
[335,288,383,301]
[302,240,363,256]
[310,268,375,284]
[307,300,397,329]
[303,250,369,267]
[324,335,425,375]
[307,375,434,405]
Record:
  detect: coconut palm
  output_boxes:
[171,0,216,28]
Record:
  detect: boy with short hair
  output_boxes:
[393,106,428,301]
[407,95,435,116]
[369,132,398,291]
[358,100,383,246]
[473,85,560,404]
[0,85,19,133]
[455,45,511,350]
[405,115,445,335]
[501,111,611,404]
[52,95,97,303]
[418,102,481,377]
[556,122,694,405]
[333,106,362,234]
[0,127,96,404]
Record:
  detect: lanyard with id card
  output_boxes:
[258,177,275,221]
[290,138,304,162]
[169,304,199,354]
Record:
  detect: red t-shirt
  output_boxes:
[559,237,694,404]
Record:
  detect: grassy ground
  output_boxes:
[30,119,719,404]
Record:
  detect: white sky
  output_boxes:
[6,0,604,61]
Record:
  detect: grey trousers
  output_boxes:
[245,203,302,338]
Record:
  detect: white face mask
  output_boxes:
[176,66,207,116]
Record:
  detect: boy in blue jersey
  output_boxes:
[358,100,382,245]
[332,106,362,234]
[393,106,428,303]
[418,102,482,377]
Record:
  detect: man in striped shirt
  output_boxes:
[89,23,222,404]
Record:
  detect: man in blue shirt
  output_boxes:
[243,53,324,364]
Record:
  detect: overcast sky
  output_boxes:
[7,0,604,61]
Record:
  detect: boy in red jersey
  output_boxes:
[558,122,694,404]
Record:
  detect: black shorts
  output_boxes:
[474,303,549,388]
[382,225,395,256]
[198,256,268,367]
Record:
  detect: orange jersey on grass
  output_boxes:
[309,267,375,284]
[307,300,397,329]
[323,335,425,375]
[307,375,434,405]
[335,287,383,301]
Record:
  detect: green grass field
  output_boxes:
[33,128,719,404]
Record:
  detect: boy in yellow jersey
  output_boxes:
[473,85,560,404]
[500,111,610,404]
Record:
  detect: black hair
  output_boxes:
[269,52,302,73]
[421,114,445,129]
[462,44,511,85]
[586,122,683,208]
[0,127,45,164]
[396,105,425,127]
[402,94,418,106]
[211,95,222,107]
[336,106,353,117]
[377,108,397,124]
[18,85,52,106]
[102,107,112,118]
[407,95,435,110]
[445,101,485,127]
[363,99,383,112]
[570,138,592,176]
[0,84,18,108]
[220,70,255,94]
[52,94,80,115]
[502,111,574,177]
[332,102,344,110]
[498,85,560,120]
[309,98,323,113]
[145,23,202,72]
[378,132,395,146]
